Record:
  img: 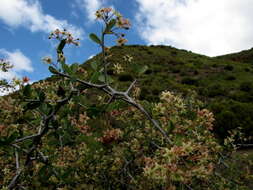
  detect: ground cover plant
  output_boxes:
[0,8,253,190]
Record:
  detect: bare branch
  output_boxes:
[8,168,23,190]
[15,149,19,170]
[126,80,136,94]
[54,70,172,144]
[15,134,40,143]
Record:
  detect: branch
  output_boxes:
[8,91,75,189]
[126,80,136,94]
[54,71,172,144]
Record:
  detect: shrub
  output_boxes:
[206,84,225,97]
[225,75,236,80]
[224,65,234,71]
[240,82,252,92]
[181,77,199,86]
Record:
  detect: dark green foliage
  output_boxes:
[240,82,253,92]
[118,73,134,81]
[224,65,234,71]
[181,77,199,86]
[217,47,253,64]
[81,45,253,141]
[225,75,236,81]
[206,84,225,97]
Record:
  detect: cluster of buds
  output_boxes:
[0,59,13,72]
[95,8,130,29]
[95,7,114,20]
[99,128,122,144]
[197,109,215,130]
[42,56,53,64]
[116,17,131,30]
[116,37,128,46]
[123,54,133,62]
[95,8,130,46]
[48,29,80,46]
[113,63,124,74]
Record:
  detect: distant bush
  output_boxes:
[171,67,181,73]
[193,70,199,75]
[144,69,152,74]
[224,65,234,71]
[181,77,199,86]
[240,82,252,92]
[210,100,253,140]
[206,84,225,97]
[225,75,236,80]
[245,68,250,72]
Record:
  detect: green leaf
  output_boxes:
[0,132,19,146]
[38,165,53,181]
[24,102,41,111]
[167,120,175,134]
[57,39,66,53]
[61,62,72,75]
[8,132,19,143]
[89,33,101,45]
[105,19,116,33]
[49,66,58,74]
[23,84,31,97]
[137,65,148,75]
[90,61,98,71]
[90,71,100,83]
[87,105,104,118]
[39,91,46,102]
[57,86,66,97]
[98,74,113,83]
[39,103,52,115]
[105,101,126,112]
[70,63,79,73]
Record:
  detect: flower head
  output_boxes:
[42,56,53,64]
[116,17,131,29]
[22,76,30,83]
[116,37,128,46]
[0,59,13,72]
[49,29,80,46]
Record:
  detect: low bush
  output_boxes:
[181,77,199,86]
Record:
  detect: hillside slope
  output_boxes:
[217,47,253,64]
[82,45,253,140]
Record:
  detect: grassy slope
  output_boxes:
[83,45,253,140]
[217,47,253,64]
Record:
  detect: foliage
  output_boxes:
[81,44,253,141]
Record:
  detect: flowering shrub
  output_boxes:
[0,8,252,190]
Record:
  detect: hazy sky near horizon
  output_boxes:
[1,0,253,82]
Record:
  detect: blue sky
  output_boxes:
[1,0,253,83]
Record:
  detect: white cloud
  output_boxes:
[135,0,253,56]
[0,49,33,80]
[0,0,84,38]
[75,0,115,22]
[88,54,95,59]
[76,0,103,21]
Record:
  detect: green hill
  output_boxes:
[217,47,253,64]
[82,45,253,141]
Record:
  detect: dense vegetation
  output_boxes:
[83,45,253,141]
[0,7,252,190]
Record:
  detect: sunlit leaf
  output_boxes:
[89,33,101,45]
[49,66,58,74]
